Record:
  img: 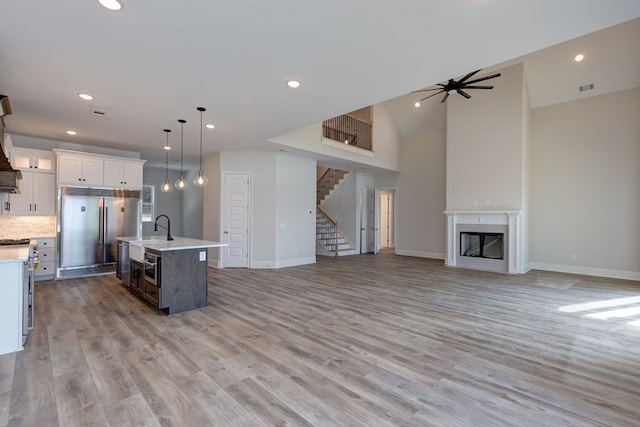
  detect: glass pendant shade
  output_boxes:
[175,175,188,190]
[193,107,208,187]
[161,129,172,192]
[194,171,208,187]
[161,178,172,193]
[175,119,188,190]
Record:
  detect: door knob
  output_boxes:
[224,231,229,234]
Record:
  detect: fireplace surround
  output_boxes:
[445,210,523,274]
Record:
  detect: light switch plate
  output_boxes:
[199,251,206,261]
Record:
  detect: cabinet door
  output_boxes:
[81,158,104,186]
[103,160,124,187]
[8,172,34,215]
[33,173,56,215]
[57,156,84,185]
[34,155,55,172]
[123,162,143,189]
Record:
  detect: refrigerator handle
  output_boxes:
[104,206,109,263]
[98,205,104,255]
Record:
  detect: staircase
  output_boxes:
[316,209,356,256]
[317,168,350,205]
[316,168,355,256]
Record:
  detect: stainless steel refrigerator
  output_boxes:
[58,187,141,277]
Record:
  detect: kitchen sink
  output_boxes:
[129,239,161,263]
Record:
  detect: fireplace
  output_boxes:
[445,210,523,274]
[460,232,504,259]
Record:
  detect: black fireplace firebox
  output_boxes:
[460,232,504,260]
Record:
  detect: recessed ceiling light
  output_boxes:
[287,80,301,89]
[206,124,215,129]
[98,0,123,11]
[66,130,77,135]
[414,101,421,108]
[574,54,585,62]
[78,93,94,101]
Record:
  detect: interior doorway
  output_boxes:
[376,188,395,251]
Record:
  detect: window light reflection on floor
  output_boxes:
[558,295,640,328]
[558,296,640,312]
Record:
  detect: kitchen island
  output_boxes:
[116,236,227,315]
[0,246,28,355]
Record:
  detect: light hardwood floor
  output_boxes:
[1,253,639,426]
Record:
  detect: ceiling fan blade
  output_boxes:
[440,92,450,103]
[411,87,444,94]
[419,90,445,102]
[462,85,494,90]
[457,89,471,99]
[457,69,481,84]
[463,73,501,86]
[411,84,445,93]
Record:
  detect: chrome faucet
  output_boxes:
[154,214,174,241]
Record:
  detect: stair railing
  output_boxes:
[317,206,339,257]
[322,113,373,151]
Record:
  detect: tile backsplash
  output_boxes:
[0,216,56,238]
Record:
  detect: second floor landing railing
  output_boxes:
[322,114,372,151]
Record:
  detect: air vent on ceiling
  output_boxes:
[91,108,107,117]
[579,83,595,93]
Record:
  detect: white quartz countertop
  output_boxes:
[0,246,29,264]
[116,236,227,252]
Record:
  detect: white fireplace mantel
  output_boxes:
[444,210,523,274]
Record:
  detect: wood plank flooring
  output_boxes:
[2,252,640,426]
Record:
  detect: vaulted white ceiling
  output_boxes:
[1,1,638,168]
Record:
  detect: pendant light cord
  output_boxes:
[163,129,171,180]
[197,107,206,172]
[178,119,186,176]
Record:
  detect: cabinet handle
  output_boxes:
[30,203,32,212]
[34,203,37,212]
[5,201,9,211]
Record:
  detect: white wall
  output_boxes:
[275,153,316,267]
[393,103,447,259]
[207,151,317,269]
[219,151,276,267]
[202,152,221,265]
[446,64,526,211]
[530,88,640,279]
[268,103,401,173]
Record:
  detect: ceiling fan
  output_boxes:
[413,69,501,103]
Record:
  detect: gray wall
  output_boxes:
[530,87,640,278]
[142,166,203,240]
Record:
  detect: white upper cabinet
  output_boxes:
[103,159,144,190]
[57,154,104,186]
[10,148,55,173]
[6,172,56,215]
[53,149,145,190]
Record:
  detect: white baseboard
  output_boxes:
[394,249,445,260]
[252,257,316,269]
[207,259,220,269]
[530,262,640,281]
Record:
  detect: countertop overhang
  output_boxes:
[116,236,227,252]
[0,246,29,263]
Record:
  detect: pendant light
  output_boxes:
[175,119,188,190]
[193,106,208,187]
[161,129,173,193]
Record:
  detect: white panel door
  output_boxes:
[222,172,249,268]
[359,187,374,254]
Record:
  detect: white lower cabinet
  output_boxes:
[34,237,56,281]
